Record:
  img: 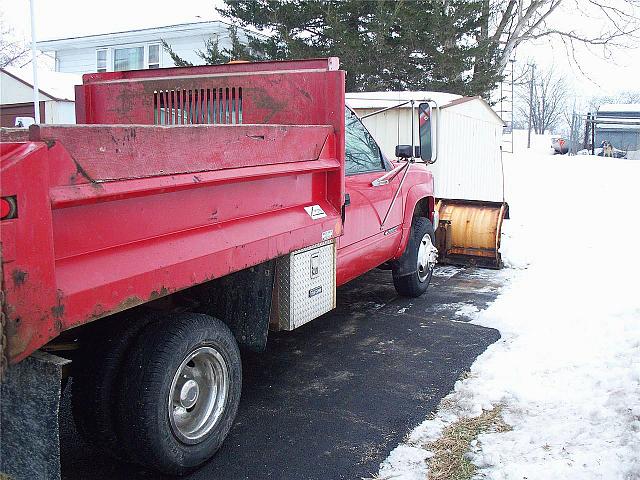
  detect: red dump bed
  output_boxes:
[0,59,345,364]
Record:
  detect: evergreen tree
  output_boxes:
[164,1,503,96]
[162,26,259,67]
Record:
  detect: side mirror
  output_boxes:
[418,103,435,163]
[395,144,413,158]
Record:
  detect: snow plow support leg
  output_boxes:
[0,351,70,480]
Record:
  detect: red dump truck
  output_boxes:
[0,58,438,477]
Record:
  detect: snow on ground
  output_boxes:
[378,136,640,479]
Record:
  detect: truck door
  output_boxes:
[337,108,404,284]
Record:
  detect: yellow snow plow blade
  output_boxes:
[435,199,508,269]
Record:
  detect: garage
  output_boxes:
[0,68,80,126]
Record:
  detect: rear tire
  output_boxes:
[115,313,242,475]
[72,316,151,460]
[393,217,437,297]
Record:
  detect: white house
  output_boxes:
[0,68,80,126]
[36,21,265,75]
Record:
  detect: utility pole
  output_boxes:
[527,63,535,149]
[30,0,40,124]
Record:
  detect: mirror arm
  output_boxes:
[359,100,413,119]
[379,160,412,230]
[371,162,407,187]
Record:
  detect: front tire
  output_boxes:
[393,217,437,297]
[115,313,242,475]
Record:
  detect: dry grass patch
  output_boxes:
[426,406,511,480]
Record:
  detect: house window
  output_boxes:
[96,43,161,72]
[114,46,144,71]
[96,49,107,73]
[148,44,160,69]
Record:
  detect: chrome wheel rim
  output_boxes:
[417,233,438,282]
[168,346,229,444]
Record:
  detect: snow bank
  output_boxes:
[378,148,640,479]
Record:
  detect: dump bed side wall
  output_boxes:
[1,63,346,364]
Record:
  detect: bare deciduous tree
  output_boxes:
[477,0,640,77]
[516,64,569,133]
[0,15,29,68]
[588,91,640,111]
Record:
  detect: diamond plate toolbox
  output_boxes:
[274,240,336,330]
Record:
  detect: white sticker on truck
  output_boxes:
[321,229,333,241]
[304,205,327,219]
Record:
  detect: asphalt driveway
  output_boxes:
[61,266,505,480]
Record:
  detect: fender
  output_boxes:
[392,182,435,260]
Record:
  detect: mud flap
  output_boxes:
[0,351,69,480]
[192,259,276,352]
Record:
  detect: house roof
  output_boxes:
[598,103,640,114]
[36,21,269,51]
[1,67,80,101]
[440,95,505,125]
[346,91,504,125]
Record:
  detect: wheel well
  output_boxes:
[44,260,276,362]
[413,196,434,223]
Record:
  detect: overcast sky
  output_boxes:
[3,0,639,100]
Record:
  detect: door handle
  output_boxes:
[341,193,350,224]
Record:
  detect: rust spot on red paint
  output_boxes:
[52,289,65,319]
[12,269,27,286]
[109,88,138,121]
[149,287,169,301]
[69,155,98,185]
[52,304,64,318]
[297,88,311,100]
[7,327,32,359]
[252,87,287,122]
[91,304,106,318]
[116,296,143,312]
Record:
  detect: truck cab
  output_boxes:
[339,106,435,289]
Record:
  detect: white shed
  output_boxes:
[1,68,80,127]
[346,92,506,203]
